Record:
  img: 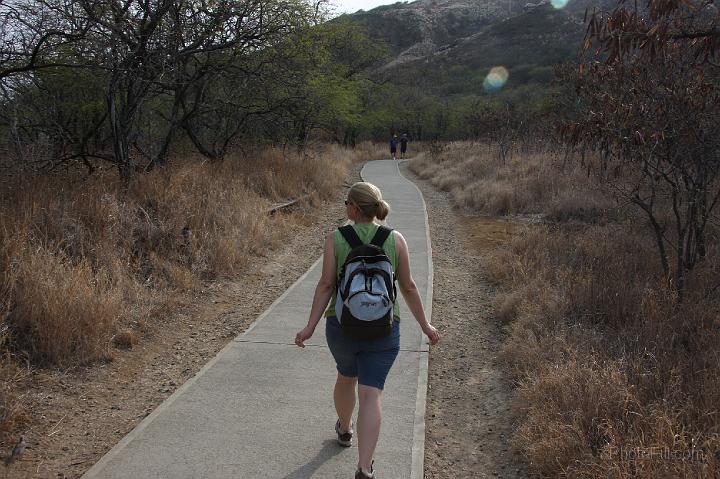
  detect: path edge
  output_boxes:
[361,160,433,479]
[81,256,323,478]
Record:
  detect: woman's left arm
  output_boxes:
[295,232,337,348]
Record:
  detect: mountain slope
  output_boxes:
[349,0,527,58]
[333,0,618,139]
[344,0,613,86]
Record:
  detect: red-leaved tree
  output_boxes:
[561,0,720,300]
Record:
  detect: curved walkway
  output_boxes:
[82,160,433,479]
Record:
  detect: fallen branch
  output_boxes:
[267,193,311,215]
[47,414,67,437]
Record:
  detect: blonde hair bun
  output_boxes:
[376,199,390,221]
[348,182,391,221]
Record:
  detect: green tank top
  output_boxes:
[324,222,401,321]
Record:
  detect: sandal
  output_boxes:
[335,419,353,447]
[355,460,375,478]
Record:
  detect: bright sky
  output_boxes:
[331,0,406,15]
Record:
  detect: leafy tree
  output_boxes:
[0,0,323,181]
[249,19,379,148]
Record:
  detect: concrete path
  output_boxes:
[82,160,433,479]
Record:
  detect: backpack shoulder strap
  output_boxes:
[338,225,363,249]
[370,225,393,248]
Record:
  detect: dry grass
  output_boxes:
[409,141,613,222]
[8,249,121,365]
[0,143,352,439]
[412,141,720,478]
[112,329,138,350]
[0,357,32,436]
[353,141,390,162]
[491,224,720,478]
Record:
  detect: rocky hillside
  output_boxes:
[344,0,615,86]
[349,0,527,61]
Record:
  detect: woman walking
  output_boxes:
[294,182,440,479]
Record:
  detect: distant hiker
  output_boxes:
[389,135,398,160]
[399,134,409,159]
[295,182,440,479]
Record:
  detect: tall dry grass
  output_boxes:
[411,141,720,478]
[495,225,720,478]
[409,141,613,222]
[0,143,353,438]
[353,141,390,162]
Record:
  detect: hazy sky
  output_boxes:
[331,0,405,14]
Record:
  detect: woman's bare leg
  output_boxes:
[357,384,382,472]
[334,373,357,432]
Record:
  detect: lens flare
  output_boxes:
[551,0,569,8]
[483,66,509,92]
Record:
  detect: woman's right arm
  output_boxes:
[395,231,440,345]
[295,231,336,348]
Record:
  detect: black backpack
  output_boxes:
[334,225,396,340]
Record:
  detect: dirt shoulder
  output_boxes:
[400,162,528,479]
[3,165,362,479]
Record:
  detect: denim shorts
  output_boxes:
[325,316,400,390]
